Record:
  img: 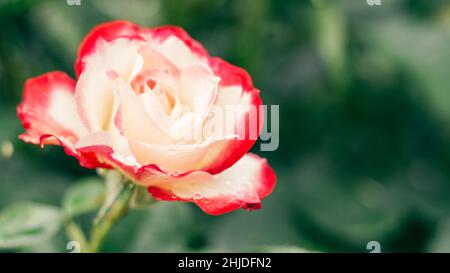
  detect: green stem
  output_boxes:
[88,182,135,253]
[65,220,88,252]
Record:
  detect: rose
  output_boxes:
[17,21,276,215]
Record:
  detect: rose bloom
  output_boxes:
[17,21,276,215]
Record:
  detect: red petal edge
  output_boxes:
[148,154,276,215]
[203,57,263,175]
[38,135,111,169]
[17,71,110,169]
[75,21,209,78]
[79,145,276,215]
[75,21,142,77]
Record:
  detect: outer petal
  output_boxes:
[17,72,87,145]
[17,72,107,169]
[148,153,276,215]
[75,142,171,185]
[75,21,143,77]
[198,57,264,175]
[144,25,209,63]
[76,21,209,77]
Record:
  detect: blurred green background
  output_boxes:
[1,0,450,253]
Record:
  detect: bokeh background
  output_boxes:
[1,0,450,253]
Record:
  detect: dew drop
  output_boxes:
[239,184,249,192]
[193,193,202,200]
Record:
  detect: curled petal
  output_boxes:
[17,72,87,145]
[148,153,276,215]
[197,58,264,175]
[17,72,108,169]
[145,25,209,65]
[76,21,143,77]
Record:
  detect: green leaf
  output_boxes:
[0,203,62,249]
[62,177,105,218]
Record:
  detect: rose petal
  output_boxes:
[128,137,234,174]
[75,131,112,148]
[138,45,177,73]
[76,21,143,77]
[146,25,209,66]
[148,153,276,215]
[16,72,110,169]
[151,36,206,69]
[76,22,210,77]
[178,64,219,132]
[76,38,143,132]
[138,90,175,137]
[197,58,264,174]
[17,71,87,145]
[114,78,172,145]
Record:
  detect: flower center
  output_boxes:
[131,70,176,115]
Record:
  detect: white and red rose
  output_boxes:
[17,21,276,215]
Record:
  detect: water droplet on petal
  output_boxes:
[193,193,202,200]
[239,184,249,192]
